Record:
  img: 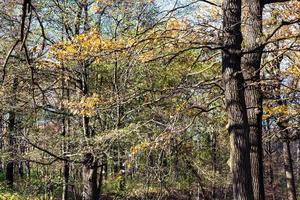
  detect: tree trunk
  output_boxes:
[6,112,15,187]
[296,139,300,183]
[211,132,217,199]
[266,134,276,200]
[222,0,253,199]
[18,161,24,178]
[82,153,98,200]
[6,76,18,187]
[26,160,30,177]
[272,45,296,200]
[98,163,104,197]
[186,160,209,200]
[62,160,70,200]
[282,140,297,200]
[241,1,265,200]
[81,59,98,199]
[267,159,276,200]
[0,114,3,173]
[82,117,98,199]
[61,63,70,200]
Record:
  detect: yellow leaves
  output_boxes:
[64,93,101,116]
[165,18,188,38]
[270,105,288,115]
[166,18,187,30]
[137,50,154,63]
[286,65,300,77]
[91,4,99,13]
[263,104,289,119]
[50,28,131,62]
[130,141,149,155]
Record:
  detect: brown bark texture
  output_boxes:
[241,0,265,199]
[222,0,254,199]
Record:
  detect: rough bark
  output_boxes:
[222,0,253,199]
[82,153,98,200]
[241,1,265,199]
[82,113,98,199]
[282,140,297,200]
[81,58,98,199]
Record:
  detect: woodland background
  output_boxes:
[0,0,299,200]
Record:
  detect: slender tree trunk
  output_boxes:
[241,1,265,199]
[267,158,276,200]
[6,76,18,187]
[60,7,70,199]
[296,139,300,183]
[97,160,104,197]
[222,0,253,199]
[266,134,276,200]
[60,64,70,200]
[6,111,15,187]
[77,0,99,192]
[62,115,70,200]
[26,160,30,177]
[81,59,98,199]
[272,45,297,200]
[18,161,24,178]
[119,159,126,191]
[0,114,3,172]
[62,161,70,200]
[186,160,208,200]
[211,132,217,199]
[282,140,297,200]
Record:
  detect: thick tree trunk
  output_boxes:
[282,140,297,200]
[82,153,98,200]
[6,161,14,187]
[222,0,253,199]
[82,124,98,199]
[241,1,265,200]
